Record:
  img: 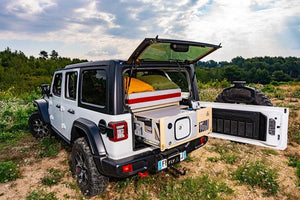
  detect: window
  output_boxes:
[52,73,62,96]
[81,69,106,107]
[65,71,78,100]
[167,71,189,92]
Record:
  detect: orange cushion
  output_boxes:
[124,77,154,94]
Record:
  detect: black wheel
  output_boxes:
[28,111,51,139]
[71,138,108,197]
[215,86,272,106]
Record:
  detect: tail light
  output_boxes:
[122,164,133,173]
[108,121,128,142]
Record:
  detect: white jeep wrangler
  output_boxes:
[28,38,289,196]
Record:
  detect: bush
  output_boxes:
[234,161,279,195]
[0,161,19,183]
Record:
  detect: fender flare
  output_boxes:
[34,99,50,124]
[71,118,107,157]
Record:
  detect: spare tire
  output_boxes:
[215,81,272,106]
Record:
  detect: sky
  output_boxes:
[0,0,299,61]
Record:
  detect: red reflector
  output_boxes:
[200,137,206,144]
[122,164,133,173]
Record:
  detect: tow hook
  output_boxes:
[170,166,187,176]
[138,171,148,178]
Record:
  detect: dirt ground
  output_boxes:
[1,137,299,200]
[1,88,300,199]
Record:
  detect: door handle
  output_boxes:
[68,109,75,114]
[56,104,61,108]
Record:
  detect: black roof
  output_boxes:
[64,60,125,69]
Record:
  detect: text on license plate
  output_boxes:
[158,151,186,171]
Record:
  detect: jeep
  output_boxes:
[28,38,289,196]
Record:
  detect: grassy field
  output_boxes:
[0,83,299,200]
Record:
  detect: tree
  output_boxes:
[223,65,244,82]
[39,50,48,59]
[272,70,292,82]
[50,50,59,60]
[231,56,245,68]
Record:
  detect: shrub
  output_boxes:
[234,161,279,195]
[0,161,19,183]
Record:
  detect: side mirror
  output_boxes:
[41,84,52,98]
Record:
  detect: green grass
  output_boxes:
[288,156,299,167]
[0,161,19,183]
[26,189,58,200]
[112,173,233,200]
[41,168,65,186]
[287,156,300,187]
[261,149,279,156]
[297,162,300,186]
[158,175,233,200]
[289,121,300,144]
[234,161,279,195]
[38,137,60,158]
[220,153,238,164]
[207,157,219,162]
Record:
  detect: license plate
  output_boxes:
[158,151,186,171]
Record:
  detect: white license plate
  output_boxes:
[158,151,186,171]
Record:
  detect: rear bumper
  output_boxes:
[94,136,208,178]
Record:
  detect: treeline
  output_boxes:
[196,56,300,84]
[0,48,87,95]
[0,47,299,96]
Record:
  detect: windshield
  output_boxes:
[137,42,215,63]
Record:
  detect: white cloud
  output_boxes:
[0,0,300,61]
[73,0,119,29]
[6,0,56,19]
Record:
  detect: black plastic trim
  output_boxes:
[34,99,50,124]
[72,118,107,156]
[97,136,208,178]
[78,67,109,114]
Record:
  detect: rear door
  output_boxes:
[127,38,221,64]
[199,102,289,150]
[61,69,79,141]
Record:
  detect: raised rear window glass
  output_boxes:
[137,43,214,63]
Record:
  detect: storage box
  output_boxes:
[125,89,182,110]
[134,105,212,151]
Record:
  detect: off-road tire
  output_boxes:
[28,111,51,139]
[215,88,273,106]
[71,137,108,197]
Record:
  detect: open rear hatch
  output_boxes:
[127,37,221,64]
[125,38,221,151]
